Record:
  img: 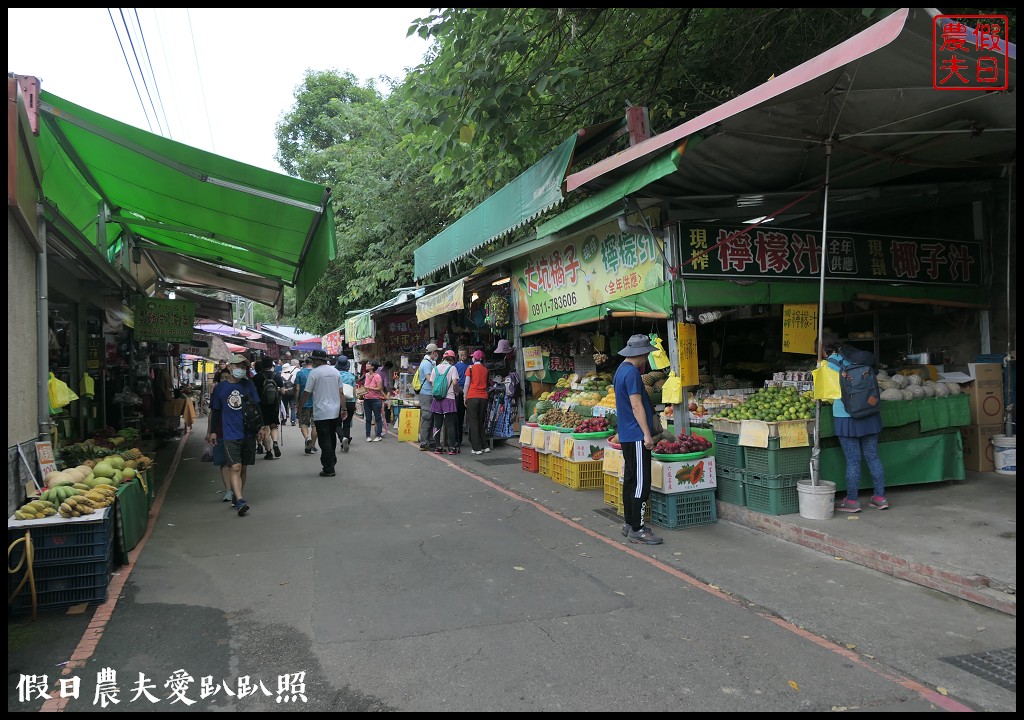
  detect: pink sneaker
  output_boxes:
[835,498,862,513]
[869,495,890,510]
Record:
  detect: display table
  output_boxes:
[817,394,970,437]
[115,480,149,565]
[818,428,965,492]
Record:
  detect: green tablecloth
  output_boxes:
[819,430,964,492]
[115,480,149,565]
[817,394,970,437]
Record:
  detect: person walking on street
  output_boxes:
[335,356,358,453]
[454,348,470,451]
[362,360,387,442]
[257,357,284,460]
[207,367,233,502]
[417,343,440,451]
[206,354,260,516]
[297,349,346,477]
[280,358,299,426]
[429,349,461,455]
[295,356,317,455]
[464,349,490,455]
[614,334,663,545]
[821,332,889,513]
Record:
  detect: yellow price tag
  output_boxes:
[532,430,547,450]
[563,437,574,457]
[519,425,534,444]
[739,420,770,448]
[777,421,810,448]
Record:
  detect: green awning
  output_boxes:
[520,284,671,336]
[37,91,336,312]
[414,134,578,280]
[535,140,692,241]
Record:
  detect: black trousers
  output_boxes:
[454,394,466,447]
[621,440,652,530]
[431,410,458,450]
[314,417,339,473]
[466,397,488,452]
[337,401,357,442]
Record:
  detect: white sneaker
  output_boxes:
[483,447,491,453]
[373,436,382,442]
[472,450,483,455]
[366,437,373,442]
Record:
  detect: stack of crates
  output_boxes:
[560,460,604,490]
[603,473,651,523]
[713,431,747,506]
[741,438,812,515]
[8,511,115,613]
[521,446,539,473]
[538,452,552,478]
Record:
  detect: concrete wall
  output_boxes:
[7,211,41,515]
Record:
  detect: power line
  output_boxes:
[132,8,174,140]
[186,8,218,154]
[107,7,154,133]
[116,7,164,136]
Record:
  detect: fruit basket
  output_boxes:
[538,424,559,431]
[571,430,614,440]
[652,449,712,461]
[651,434,713,460]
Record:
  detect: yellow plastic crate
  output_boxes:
[562,460,604,490]
[538,453,551,478]
[550,456,568,486]
[603,472,621,509]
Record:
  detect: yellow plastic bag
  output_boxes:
[661,371,683,405]
[48,372,79,415]
[811,359,841,401]
[647,334,671,370]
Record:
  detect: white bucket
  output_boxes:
[797,479,836,519]
[990,435,1016,476]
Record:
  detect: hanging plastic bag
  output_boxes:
[647,334,671,370]
[811,359,842,401]
[661,371,683,405]
[48,372,79,415]
[200,442,215,462]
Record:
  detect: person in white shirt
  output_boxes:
[297,350,347,478]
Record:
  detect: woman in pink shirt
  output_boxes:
[362,361,387,441]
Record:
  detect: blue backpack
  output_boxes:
[837,346,881,418]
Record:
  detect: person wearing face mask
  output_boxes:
[206,354,261,516]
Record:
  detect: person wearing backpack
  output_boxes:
[280,358,299,426]
[416,343,440,451]
[822,332,889,513]
[257,357,285,460]
[428,349,461,454]
[206,354,261,517]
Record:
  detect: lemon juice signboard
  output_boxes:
[512,210,663,324]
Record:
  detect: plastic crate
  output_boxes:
[521,446,539,473]
[743,441,812,476]
[538,453,551,478]
[8,514,113,566]
[716,465,746,506]
[549,456,567,485]
[8,547,114,614]
[603,472,621,509]
[713,432,745,469]
[562,460,604,490]
[741,471,806,515]
[650,489,717,529]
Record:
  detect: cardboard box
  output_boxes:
[651,456,717,494]
[563,437,610,463]
[962,424,1002,472]
[962,380,1003,426]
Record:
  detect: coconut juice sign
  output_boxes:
[513,210,663,324]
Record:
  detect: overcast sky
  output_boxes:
[7,8,433,173]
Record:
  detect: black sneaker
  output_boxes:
[419,444,430,451]
[319,470,336,477]
[621,523,630,538]
[304,439,312,454]
[235,499,250,517]
[273,443,281,458]
[264,451,274,460]
[627,527,663,545]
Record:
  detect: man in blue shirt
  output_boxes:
[453,348,470,451]
[206,354,261,517]
[613,334,663,545]
[417,343,439,450]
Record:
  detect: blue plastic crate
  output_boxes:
[8,546,114,614]
[650,489,717,529]
[8,513,113,566]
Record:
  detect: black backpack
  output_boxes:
[837,346,881,418]
[260,374,280,407]
[240,381,264,434]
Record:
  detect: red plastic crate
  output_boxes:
[521,446,539,473]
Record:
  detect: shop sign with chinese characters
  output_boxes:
[323,329,344,356]
[379,314,428,355]
[513,210,663,324]
[933,15,1009,91]
[679,225,980,286]
[133,299,196,343]
[781,304,819,355]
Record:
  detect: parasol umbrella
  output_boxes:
[291,337,323,353]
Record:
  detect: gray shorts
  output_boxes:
[223,438,256,466]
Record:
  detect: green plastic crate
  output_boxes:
[741,471,806,515]
[715,465,746,506]
[650,489,717,529]
[744,441,812,476]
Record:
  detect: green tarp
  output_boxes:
[520,284,672,337]
[820,430,964,491]
[38,91,336,311]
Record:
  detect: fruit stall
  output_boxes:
[8,427,157,613]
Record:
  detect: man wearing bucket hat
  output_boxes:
[417,343,440,450]
[614,334,663,545]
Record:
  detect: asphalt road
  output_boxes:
[8,425,1016,712]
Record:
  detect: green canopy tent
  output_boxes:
[36,90,337,313]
